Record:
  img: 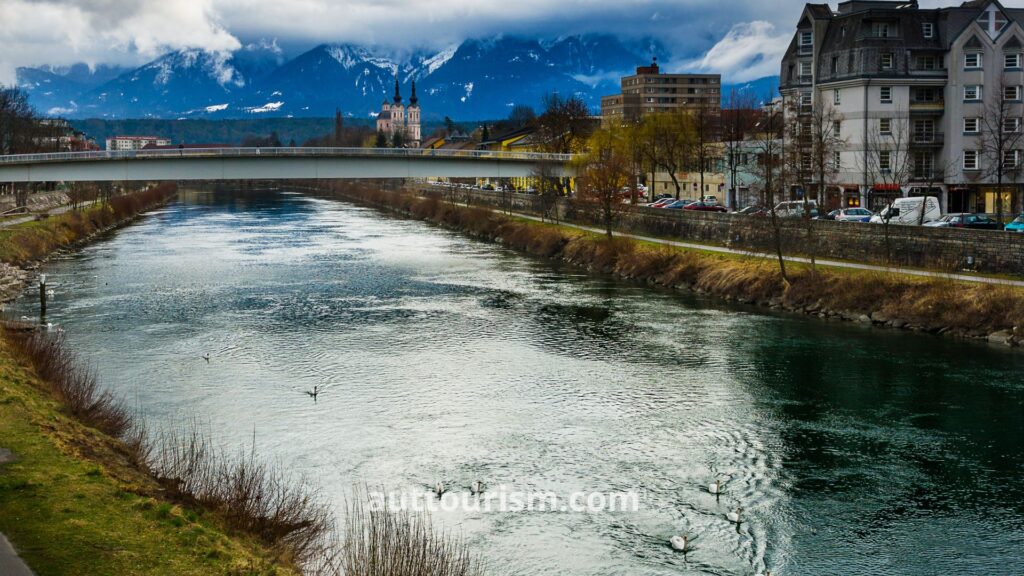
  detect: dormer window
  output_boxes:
[1006,53,1022,69]
[922,23,935,39]
[965,52,982,69]
[881,53,895,70]
[800,31,813,46]
[873,22,893,38]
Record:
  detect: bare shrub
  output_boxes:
[3,327,133,437]
[342,490,485,576]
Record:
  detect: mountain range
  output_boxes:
[16,35,778,121]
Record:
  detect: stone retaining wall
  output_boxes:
[432,187,1024,276]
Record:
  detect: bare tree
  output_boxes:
[750,94,789,282]
[977,74,1024,222]
[0,87,49,156]
[536,94,595,197]
[859,108,914,264]
[576,129,632,237]
[640,110,695,199]
[722,89,760,210]
[691,99,720,202]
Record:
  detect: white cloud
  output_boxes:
[0,0,239,85]
[688,21,789,83]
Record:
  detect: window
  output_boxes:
[800,91,812,108]
[880,86,893,103]
[964,85,982,101]
[964,149,979,170]
[831,56,839,74]
[800,61,813,77]
[1006,53,1022,69]
[880,117,892,134]
[922,22,935,38]
[1003,117,1021,133]
[965,52,982,69]
[833,120,842,137]
[879,151,892,172]
[964,117,980,133]
[1004,150,1020,169]
[915,55,940,70]
[833,151,842,170]
[800,31,813,46]
[873,22,893,38]
[1004,85,1022,101]
[834,89,841,105]
[881,52,895,69]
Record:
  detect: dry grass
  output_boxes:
[0,182,178,265]
[320,180,1024,336]
[341,493,484,576]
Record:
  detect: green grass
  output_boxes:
[0,343,295,576]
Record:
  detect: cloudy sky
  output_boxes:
[0,0,983,85]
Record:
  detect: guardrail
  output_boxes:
[0,147,577,165]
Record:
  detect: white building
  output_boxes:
[105,136,171,151]
[376,78,421,147]
[781,0,1024,215]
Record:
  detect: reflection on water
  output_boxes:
[15,189,1024,575]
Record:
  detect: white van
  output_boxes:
[773,200,818,218]
[869,196,941,225]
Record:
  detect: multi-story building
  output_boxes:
[781,0,1024,214]
[601,59,721,125]
[376,78,422,147]
[105,135,171,151]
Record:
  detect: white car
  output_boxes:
[834,208,873,222]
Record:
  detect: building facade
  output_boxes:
[376,78,421,147]
[601,59,721,125]
[781,0,1024,215]
[105,136,171,151]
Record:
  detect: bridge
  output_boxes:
[0,147,576,183]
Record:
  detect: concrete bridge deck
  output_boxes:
[0,147,576,183]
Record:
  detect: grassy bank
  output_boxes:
[0,330,300,575]
[0,183,178,266]
[320,182,1024,345]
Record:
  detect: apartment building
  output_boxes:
[781,0,1024,214]
[601,59,721,125]
[105,136,171,151]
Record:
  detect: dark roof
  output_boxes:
[142,143,230,150]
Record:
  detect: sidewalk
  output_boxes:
[0,533,33,576]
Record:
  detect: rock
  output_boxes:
[857,314,872,324]
[870,311,890,324]
[988,330,1015,346]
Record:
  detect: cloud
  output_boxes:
[0,0,239,85]
[688,21,789,82]
[0,0,809,86]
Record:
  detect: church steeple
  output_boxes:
[409,80,418,106]
[393,75,402,105]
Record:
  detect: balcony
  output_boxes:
[911,132,944,146]
[910,99,945,114]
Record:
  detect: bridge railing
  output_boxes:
[0,147,576,165]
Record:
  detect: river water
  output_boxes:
[13,189,1024,575]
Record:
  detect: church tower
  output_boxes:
[407,80,421,145]
[390,76,405,135]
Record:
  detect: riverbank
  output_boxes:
[317,181,1024,347]
[0,183,179,303]
[0,329,301,575]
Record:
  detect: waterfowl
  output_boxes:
[434,482,446,498]
[669,534,692,553]
[470,480,483,495]
[727,507,743,524]
[709,479,723,495]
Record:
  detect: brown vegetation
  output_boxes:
[0,182,179,265]
[319,181,1024,340]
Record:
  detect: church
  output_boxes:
[376,77,421,147]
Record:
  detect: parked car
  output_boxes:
[737,204,765,215]
[869,196,941,225]
[664,199,697,209]
[923,213,1003,230]
[648,197,676,208]
[834,208,874,222]
[818,209,840,221]
[773,200,818,218]
[704,195,720,205]
[683,201,728,213]
[1006,214,1024,232]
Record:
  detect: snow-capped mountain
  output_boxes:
[18,35,780,121]
[16,63,128,115]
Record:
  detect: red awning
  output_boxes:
[872,184,901,192]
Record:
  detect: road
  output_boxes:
[0,534,32,576]
[499,208,1024,288]
[0,200,97,229]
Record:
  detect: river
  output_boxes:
[13,188,1024,575]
